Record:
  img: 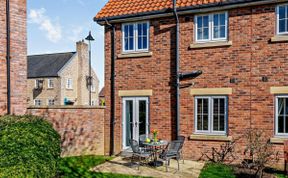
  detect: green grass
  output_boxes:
[58,155,148,178]
[276,173,288,178]
[199,163,236,178]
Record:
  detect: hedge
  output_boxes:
[0,115,61,178]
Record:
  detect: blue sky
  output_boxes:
[27,0,109,89]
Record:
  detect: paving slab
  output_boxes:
[92,157,205,178]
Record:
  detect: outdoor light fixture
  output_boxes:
[85,31,95,106]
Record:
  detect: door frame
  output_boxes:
[122,97,150,150]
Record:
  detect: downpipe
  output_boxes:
[6,0,11,115]
[105,19,116,156]
[173,0,180,139]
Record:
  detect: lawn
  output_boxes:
[199,163,288,178]
[58,155,147,178]
[199,163,235,178]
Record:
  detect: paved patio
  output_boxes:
[92,156,205,178]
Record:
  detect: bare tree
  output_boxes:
[242,129,279,178]
[200,138,238,164]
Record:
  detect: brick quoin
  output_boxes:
[103,3,288,169]
[0,0,27,115]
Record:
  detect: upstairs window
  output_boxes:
[122,22,149,52]
[66,78,73,89]
[48,79,54,89]
[277,5,288,35]
[195,96,227,135]
[275,96,288,136]
[195,12,228,42]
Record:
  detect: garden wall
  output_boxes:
[27,106,105,157]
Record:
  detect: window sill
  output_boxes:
[270,137,288,144]
[189,134,232,142]
[117,52,153,59]
[270,35,288,43]
[190,41,232,49]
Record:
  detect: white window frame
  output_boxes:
[194,96,228,135]
[122,21,150,53]
[275,95,288,136]
[35,79,40,88]
[276,4,288,35]
[34,99,42,106]
[66,78,73,89]
[47,79,54,89]
[195,12,228,43]
[48,99,55,106]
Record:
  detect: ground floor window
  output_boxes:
[195,96,227,135]
[276,96,288,136]
[48,99,55,106]
[34,99,42,106]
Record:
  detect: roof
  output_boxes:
[28,52,76,78]
[99,87,105,97]
[95,0,260,20]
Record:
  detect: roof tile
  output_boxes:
[95,0,231,19]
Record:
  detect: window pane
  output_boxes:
[214,14,219,26]
[213,98,225,132]
[286,116,288,133]
[220,26,226,38]
[143,23,148,36]
[124,25,128,37]
[279,98,284,115]
[214,27,219,38]
[197,16,203,28]
[138,37,142,49]
[279,6,286,19]
[196,98,209,131]
[138,24,142,36]
[129,37,134,50]
[278,115,284,133]
[203,16,209,27]
[143,37,147,49]
[220,13,226,25]
[197,29,203,40]
[203,28,209,39]
[279,19,286,33]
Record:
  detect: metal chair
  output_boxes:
[130,139,152,170]
[159,140,182,172]
[177,135,185,163]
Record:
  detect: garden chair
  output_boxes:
[177,135,185,163]
[159,140,182,172]
[130,139,152,170]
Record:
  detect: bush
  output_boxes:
[0,115,61,178]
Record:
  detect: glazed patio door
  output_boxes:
[122,97,149,149]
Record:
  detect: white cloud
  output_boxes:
[28,8,62,43]
[68,26,84,42]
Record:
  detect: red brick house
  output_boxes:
[0,0,27,115]
[95,0,288,167]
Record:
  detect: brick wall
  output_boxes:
[103,3,288,169]
[0,0,27,115]
[28,106,105,156]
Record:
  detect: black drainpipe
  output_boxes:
[105,19,115,156]
[173,0,180,139]
[6,0,11,115]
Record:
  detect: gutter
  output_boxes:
[6,0,11,115]
[104,19,116,156]
[173,0,180,139]
[95,0,288,25]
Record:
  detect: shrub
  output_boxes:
[0,115,61,178]
[242,129,279,178]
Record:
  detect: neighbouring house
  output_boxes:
[0,0,27,115]
[27,41,99,106]
[95,0,288,168]
[99,87,105,106]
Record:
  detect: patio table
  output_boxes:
[143,140,168,167]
